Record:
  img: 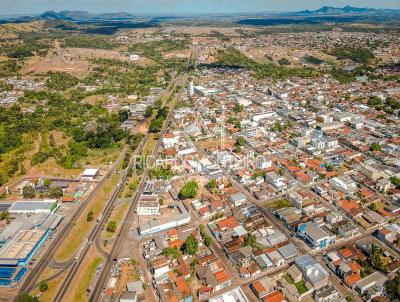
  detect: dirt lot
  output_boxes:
[198,138,235,149]
[116,261,139,297]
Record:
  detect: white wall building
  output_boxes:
[136,195,160,216]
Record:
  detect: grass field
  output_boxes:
[103,202,129,239]
[295,280,308,294]
[31,269,68,302]
[66,247,103,302]
[54,174,120,262]
[266,198,292,211]
[143,133,158,155]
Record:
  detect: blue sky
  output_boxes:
[3,0,400,15]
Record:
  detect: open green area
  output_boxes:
[85,58,161,96]
[128,39,188,70]
[149,106,169,133]
[62,35,118,49]
[148,165,173,180]
[0,60,22,77]
[211,47,318,80]
[211,47,379,83]
[0,56,159,185]
[55,174,120,262]
[295,280,308,294]
[72,256,103,302]
[3,90,126,171]
[266,199,292,211]
[1,36,51,58]
[326,46,375,64]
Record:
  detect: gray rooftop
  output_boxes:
[278,243,298,260]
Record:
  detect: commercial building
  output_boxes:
[208,286,248,302]
[0,212,62,286]
[354,271,387,299]
[295,255,329,289]
[138,203,190,236]
[9,200,58,214]
[229,192,247,207]
[82,168,100,180]
[136,195,160,216]
[297,222,335,250]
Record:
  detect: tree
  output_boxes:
[43,178,51,187]
[199,224,212,247]
[0,211,10,223]
[118,109,129,122]
[206,179,217,191]
[368,96,382,107]
[22,185,35,198]
[243,234,257,248]
[87,210,94,222]
[162,247,181,259]
[184,235,198,255]
[236,136,245,146]
[233,145,242,153]
[38,280,48,292]
[325,163,335,172]
[369,203,377,211]
[233,103,244,113]
[278,58,290,65]
[106,221,117,233]
[179,181,199,199]
[369,243,387,273]
[390,176,400,188]
[16,294,39,302]
[386,272,400,301]
[144,105,154,118]
[49,133,55,147]
[204,235,212,247]
[234,121,241,130]
[49,186,63,198]
[370,143,382,152]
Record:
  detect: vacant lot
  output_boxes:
[266,198,292,211]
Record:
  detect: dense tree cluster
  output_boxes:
[46,72,79,91]
[328,46,375,64]
[179,181,199,199]
[184,234,199,255]
[148,165,173,180]
[62,35,118,49]
[149,107,168,133]
[212,47,318,80]
[386,272,400,301]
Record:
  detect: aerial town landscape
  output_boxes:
[0,1,400,302]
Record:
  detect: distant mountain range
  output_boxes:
[39,10,135,21]
[1,6,399,23]
[0,10,136,22]
[293,5,398,15]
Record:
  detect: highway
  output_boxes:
[16,145,130,299]
[52,133,151,302]
[89,53,194,302]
